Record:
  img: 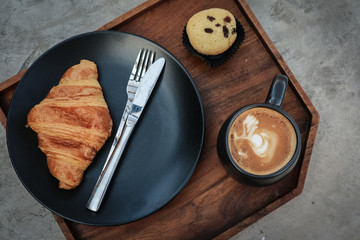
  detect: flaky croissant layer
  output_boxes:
[27,60,113,189]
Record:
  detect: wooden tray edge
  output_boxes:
[53,214,76,240]
[211,2,321,238]
[237,1,320,121]
[237,0,320,188]
[214,121,320,240]
[0,70,27,128]
[0,70,25,92]
[0,108,7,129]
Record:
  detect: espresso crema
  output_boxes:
[228,107,297,175]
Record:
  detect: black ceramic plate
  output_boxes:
[6,31,204,225]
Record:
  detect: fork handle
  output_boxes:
[102,99,132,170]
[86,118,136,212]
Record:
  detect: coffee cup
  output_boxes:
[217,74,301,185]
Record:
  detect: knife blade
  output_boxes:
[86,57,166,212]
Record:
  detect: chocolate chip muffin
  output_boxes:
[186,8,238,55]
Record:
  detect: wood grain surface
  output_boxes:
[0,0,319,239]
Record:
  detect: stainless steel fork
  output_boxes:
[103,49,155,170]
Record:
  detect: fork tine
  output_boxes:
[135,49,148,82]
[130,48,143,81]
[140,50,153,79]
[149,51,155,65]
[139,50,150,79]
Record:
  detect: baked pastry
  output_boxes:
[27,60,113,189]
[186,8,238,55]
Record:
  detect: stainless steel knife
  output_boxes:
[86,57,166,212]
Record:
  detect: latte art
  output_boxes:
[228,107,297,175]
[234,115,277,163]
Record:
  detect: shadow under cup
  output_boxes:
[217,74,301,185]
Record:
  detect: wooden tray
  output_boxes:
[0,0,319,239]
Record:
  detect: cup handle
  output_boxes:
[265,74,289,107]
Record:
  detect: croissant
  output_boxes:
[27,60,113,189]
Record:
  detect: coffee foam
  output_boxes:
[228,107,297,175]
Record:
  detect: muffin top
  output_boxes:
[186,8,237,55]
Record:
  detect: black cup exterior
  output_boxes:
[217,103,301,185]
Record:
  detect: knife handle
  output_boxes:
[102,100,131,171]
[86,117,136,212]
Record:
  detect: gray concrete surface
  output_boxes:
[0,0,359,239]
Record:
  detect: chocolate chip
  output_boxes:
[231,28,237,34]
[215,23,221,27]
[224,16,232,23]
[204,28,213,33]
[223,25,229,38]
[207,16,215,21]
